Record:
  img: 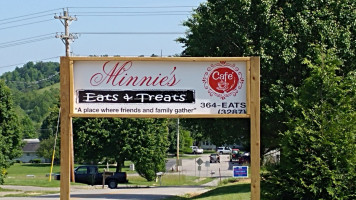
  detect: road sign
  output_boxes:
[198,166,202,171]
[205,161,210,167]
[196,158,203,165]
[233,166,248,178]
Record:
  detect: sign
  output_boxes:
[198,166,202,171]
[60,56,260,200]
[71,58,248,117]
[205,161,210,167]
[233,166,248,178]
[196,158,203,166]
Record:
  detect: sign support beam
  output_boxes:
[60,57,72,200]
[250,57,260,200]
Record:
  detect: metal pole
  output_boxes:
[176,118,179,172]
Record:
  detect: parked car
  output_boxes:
[217,146,232,154]
[55,165,128,189]
[190,146,204,154]
[230,148,240,162]
[209,153,220,163]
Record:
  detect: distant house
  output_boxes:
[15,139,46,163]
[200,140,216,150]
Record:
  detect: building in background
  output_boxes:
[15,139,46,163]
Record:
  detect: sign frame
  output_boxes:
[60,56,260,200]
[68,56,251,119]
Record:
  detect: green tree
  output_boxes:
[262,48,356,199]
[39,105,60,140]
[73,118,169,181]
[21,115,37,138]
[178,0,356,152]
[129,118,169,181]
[167,119,194,153]
[0,80,23,184]
[36,136,59,162]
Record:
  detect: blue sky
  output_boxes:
[0,0,205,75]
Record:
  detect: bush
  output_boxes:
[30,159,41,163]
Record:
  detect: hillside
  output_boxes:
[0,61,60,138]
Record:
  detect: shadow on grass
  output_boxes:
[169,183,250,199]
[19,163,53,168]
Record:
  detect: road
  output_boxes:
[0,185,213,200]
[167,153,240,177]
[1,154,241,200]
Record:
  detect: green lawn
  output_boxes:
[166,182,251,200]
[4,163,213,187]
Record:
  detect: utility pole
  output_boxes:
[55,9,77,185]
[176,118,180,172]
[55,9,77,56]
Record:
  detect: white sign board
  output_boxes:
[72,58,248,117]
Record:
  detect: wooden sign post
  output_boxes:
[60,56,260,200]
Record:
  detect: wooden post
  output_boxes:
[60,57,72,200]
[250,57,260,200]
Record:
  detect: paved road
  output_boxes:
[168,153,241,177]
[0,180,224,200]
[0,185,211,200]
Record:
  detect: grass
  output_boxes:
[3,190,59,197]
[0,187,19,192]
[5,163,213,188]
[166,182,251,200]
[5,163,63,187]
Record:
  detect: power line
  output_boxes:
[0,13,55,26]
[75,14,189,17]
[72,11,191,14]
[0,19,55,31]
[0,36,54,49]
[0,33,55,45]
[4,71,59,85]
[0,8,62,22]
[68,6,196,9]
[0,56,60,69]
[77,32,185,35]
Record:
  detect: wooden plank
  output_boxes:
[246,60,251,114]
[60,57,72,200]
[250,57,260,200]
[69,60,75,183]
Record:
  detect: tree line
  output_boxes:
[177,0,355,199]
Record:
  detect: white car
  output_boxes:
[190,146,204,154]
[217,147,232,154]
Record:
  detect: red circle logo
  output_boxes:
[208,67,239,94]
[202,62,244,100]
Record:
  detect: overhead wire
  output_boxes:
[67,6,196,9]
[0,56,60,69]
[0,6,197,70]
[0,8,62,22]
[0,33,55,48]
[0,19,55,31]
[0,13,56,26]
[0,36,54,49]
[77,32,185,35]
[0,33,55,45]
